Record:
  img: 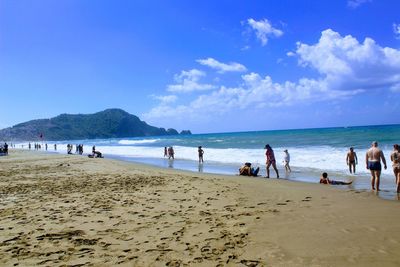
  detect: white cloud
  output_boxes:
[296,29,400,92]
[394,23,400,39]
[347,0,371,8]
[151,94,177,104]
[167,69,216,93]
[286,51,295,57]
[196,57,247,73]
[247,18,283,46]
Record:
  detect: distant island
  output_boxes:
[0,109,191,141]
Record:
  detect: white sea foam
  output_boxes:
[118,139,159,145]
[14,142,394,177]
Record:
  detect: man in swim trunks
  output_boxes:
[366,141,387,191]
[390,144,400,193]
[346,147,358,174]
[265,144,279,178]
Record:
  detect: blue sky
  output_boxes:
[1,0,400,133]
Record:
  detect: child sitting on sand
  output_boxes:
[319,172,353,185]
[239,162,260,177]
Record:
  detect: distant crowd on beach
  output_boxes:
[21,142,103,158]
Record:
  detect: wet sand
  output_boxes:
[1,150,400,266]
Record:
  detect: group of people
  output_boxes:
[164,146,205,163]
[89,145,103,158]
[0,142,8,155]
[75,144,84,155]
[164,146,175,159]
[364,141,400,193]
[239,144,290,178]
[26,142,57,151]
[343,141,400,192]
[237,141,400,194]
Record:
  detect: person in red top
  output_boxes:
[265,144,279,178]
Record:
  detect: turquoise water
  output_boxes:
[18,124,400,200]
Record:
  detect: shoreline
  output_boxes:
[11,148,400,201]
[100,152,400,201]
[1,150,400,266]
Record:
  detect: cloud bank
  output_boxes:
[145,29,400,121]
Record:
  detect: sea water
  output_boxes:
[17,124,400,200]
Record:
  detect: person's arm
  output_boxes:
[366,152,369,169]
[355,152,358,164]
[346,153,349,165]
[381,151,387,170]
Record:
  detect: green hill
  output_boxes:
[0,109,191,141]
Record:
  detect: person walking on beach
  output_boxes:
[283,149,291,173]
[319,172,353,185]
[366,141,387,191]
[346,147,358,174]
[168,146,174,159]
[265,144,279,178]
[198,146,204,163]
[390,144,400,193]
[164,147,168,157]
[54,144,57,151]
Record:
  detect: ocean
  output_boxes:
[16,124,400,200]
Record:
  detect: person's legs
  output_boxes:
[266,162,271,178]
[397,171,400,193]
[349,163,352,173]
[272,162,279,178]
[375,170,381,191]
[253,167,260,176]
[370,170,376,190]
[352,163,356,173]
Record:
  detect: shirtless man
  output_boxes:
[346,147,358,174]
[390,144,400,193]
[366,141,387,191]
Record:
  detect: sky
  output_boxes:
[1,0,400,134]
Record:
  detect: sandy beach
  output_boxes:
[1,150,400,266]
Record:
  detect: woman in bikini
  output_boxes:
[265,144,279,178]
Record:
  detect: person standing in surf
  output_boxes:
[346,147,358,174]
[198,146,204,163]
[265,144,279,178]
[390,144,400,193]
[366,141,387,191]
[283,149,291,173]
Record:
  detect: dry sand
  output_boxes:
[1,150,400,267]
